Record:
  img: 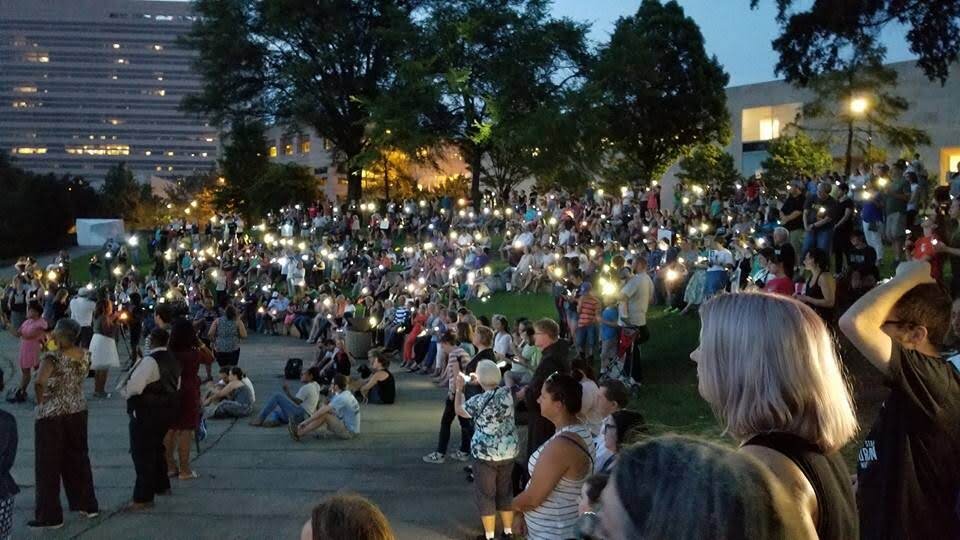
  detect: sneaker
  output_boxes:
[79,510,100,519]
[288,418,301,442]
[450,450,470,462]
[422,452,446,464]
[28,520,64,530]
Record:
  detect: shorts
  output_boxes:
[473,458,514,515]
[885,212,906,240]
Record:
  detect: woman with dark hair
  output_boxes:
[513,372,594,540]
[208,304,247,368]
[9,301,46,403]
[203,367,253,418]
[29,318,99,529]
[89,297,122,398]
[572,357,602,436]
[762,253,794,296]
[796,248,837,322]
[299,493,395,540]
[596,410,646,474]
[595,435,804,539]
[163,319,213,480]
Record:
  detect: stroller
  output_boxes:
[601,324,649,396]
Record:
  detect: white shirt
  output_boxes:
[242,377,256,403]
[296,381,321,415]
[620,272,652,326]
[69,297,96,327]
[707,248,734,272]
[493,332,514,358]
[122,348,164,398]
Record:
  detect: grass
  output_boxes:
[469,292,721,442]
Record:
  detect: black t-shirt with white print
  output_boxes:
[857,343,960,539]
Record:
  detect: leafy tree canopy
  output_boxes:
[752,0,960,85]
[760,129,833,190]
[677,144,742,197]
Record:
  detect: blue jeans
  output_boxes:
[704,270,729,298]
[801,228,834,260]
[257,392,306,424]
[422,341,438,371]
[575,325,597,357]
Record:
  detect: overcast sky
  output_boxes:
[551,0,918,86]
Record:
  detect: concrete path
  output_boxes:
[1,246,98,280]
[2,333,477,539]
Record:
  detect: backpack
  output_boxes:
[284,358,303,380]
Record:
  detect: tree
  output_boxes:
[590,0,730,185]
[215,119,271,219]
[182,0,421,201]
[753,0,960,85]
[760,130,833,190]
[387,0,589,210]
[248,163,319,217]
[100,163,162,228]
[799,56,931,176]
[677,144,742,197]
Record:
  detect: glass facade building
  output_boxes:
[0,0,218,181]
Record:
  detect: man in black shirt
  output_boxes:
[839,261,960,539]
[801,182,840,262]
[845,230,879,294]
[779,180,806,258]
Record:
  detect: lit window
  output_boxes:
[157,89,165,96]
[109,119,122,125]
[24,52,49,62]
[145,150,152,156]
[201,152,208,157]
[156,166,162,171]
[759,118,780,141]
[284,144,293,155]
[166,151,174,156]
[268,146,278,157]
[117,58,126,64]
[153,44,163,51]
[13,147,47,155]
[111,75,118,80]
[741,104,801,143]
[112,43,120,49]
[204,137,214,142]
[167,166,173,171]
[14,86,37,93]
[11,101,28,108]
[157,76,163,81]
[300,140,311,154]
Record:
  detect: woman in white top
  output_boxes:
[572,358,602,436]
[492,315,514,361]
[513,373,594,540]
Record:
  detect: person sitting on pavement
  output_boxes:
[316,337,351,385]
[354,350,395,405]
[290,374,360,441]
[203,367,254,419]
[250,366,322,427]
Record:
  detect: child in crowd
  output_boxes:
[598,297,620,378]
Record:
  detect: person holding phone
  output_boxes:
[89,297,122,399]
[423,331,474,464]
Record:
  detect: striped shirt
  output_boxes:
[577,295,600,328]
[393,306,410,326]
[525,424,595,540]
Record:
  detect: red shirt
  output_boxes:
[764,276,794,296]
[912,235,943,282]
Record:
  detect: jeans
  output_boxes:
[801,228,834,261]
[258,392,306,424]
[437,397,472,455]
[422,341,439,372]
[575,325,597,357]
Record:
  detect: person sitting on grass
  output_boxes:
[250,367,321,427]
[354,350,395,405]
[203,367,254,419]
[290,374,360,441]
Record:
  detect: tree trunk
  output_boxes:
[470,153,482,212]
[383,155,390,201]
[347,164,363,202]
[844,120,854,178]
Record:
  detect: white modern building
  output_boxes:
[0,0,218,182]
[725,60,960,181]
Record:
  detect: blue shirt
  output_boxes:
[600,306,619,341]
[862,200,883,223]
[330,391,361,434]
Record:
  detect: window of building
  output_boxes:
[24,52,49,63]
[268,146,278,157]
[300,139,311,154]
[940,147,960,181]
[13,86,37,93]
[13,147,47,155]
[153,44,163,51]
[741,103,801,143]
[65,144,129,156]
[284,143,294,155]
[117,58,127,64]
[112,43,120,49]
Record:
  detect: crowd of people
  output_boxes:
[0,155,958,539]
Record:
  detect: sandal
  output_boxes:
[178,471,199,480]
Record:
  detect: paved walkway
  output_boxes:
[3,333,477,539]
[1,246,98,280]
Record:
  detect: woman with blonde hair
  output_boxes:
[299,493,395,540]
[692,292,858,539]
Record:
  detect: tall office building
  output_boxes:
[0,0,218,182]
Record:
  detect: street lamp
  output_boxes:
[849,96,869,115]
[844,96,871,177]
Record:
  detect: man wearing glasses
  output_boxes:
[522,319,572,464]
[839,261,959,539]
